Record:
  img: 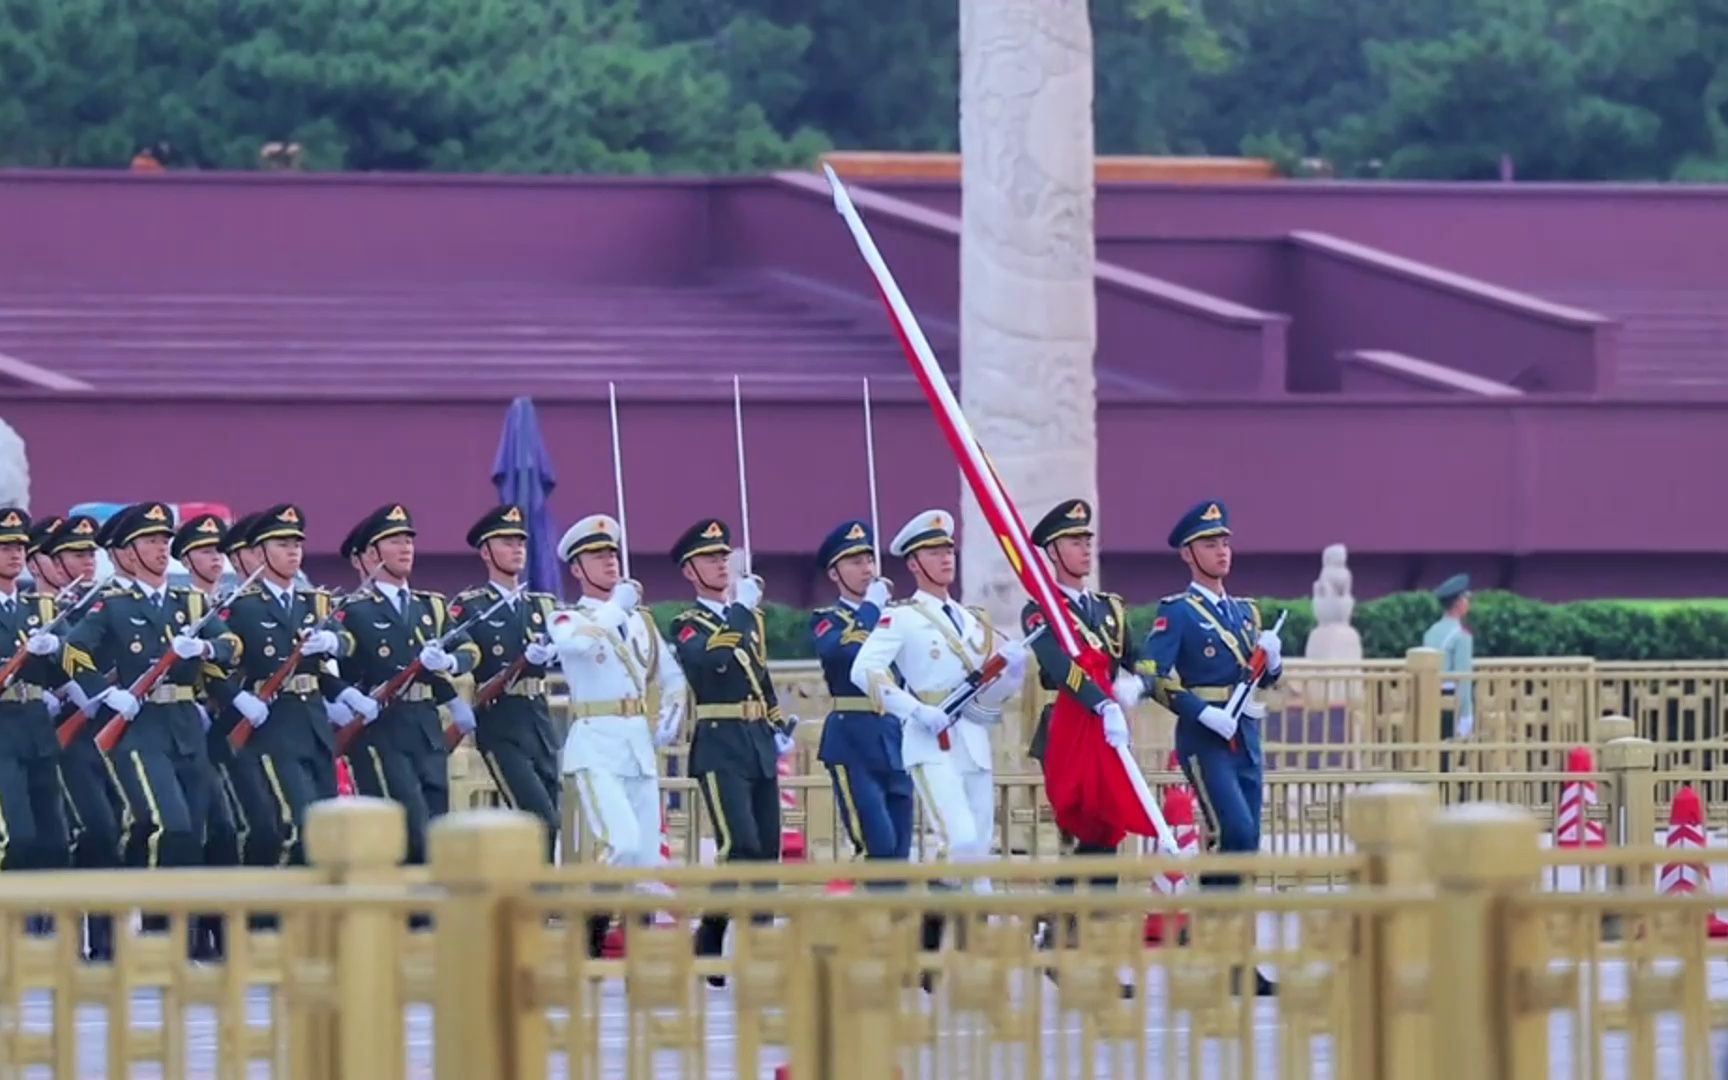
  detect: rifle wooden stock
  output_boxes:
[445,655,532,751]
[227,644,310,753]
[0,647,28,695]
[85,650,181,752]
[333,660,425,754]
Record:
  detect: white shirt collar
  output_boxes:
[1189,580,1227,606]
[1058,582,1091,604]
[0,587,17,605]
[697,596,728,617]
[264,578,293,601]
[837,596,859,611]
[489,580,519,605]
[914,588,953,608]
[377,580,406,600]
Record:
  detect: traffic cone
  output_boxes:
[1555,746,1605,847]
[1145,783,1198,946]
[778,752,806,861]
[1658,785,1728,937]
[335,757,356,797]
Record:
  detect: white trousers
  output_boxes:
[911,757,995,891]
[571,767,663,869]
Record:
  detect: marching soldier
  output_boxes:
[454,505,563,856]
[173,510,243,958]
[26,514,66,589]
[0,508,72,874]
[48,515,121,959]
[809,519,913,863]
[1140,499,1282,996]
[549,513,686,956]
[332,504,478,865]
[849,510,1025,881]
[222,504,369,865]
[666,518,789,971]
[61,502,243,876]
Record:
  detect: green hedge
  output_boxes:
[648,592,1728,663]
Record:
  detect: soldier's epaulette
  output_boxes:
[1100,590,1125,605]
[415,589,447,600]
[453,587,488,603]
[234,584,267,600]
[97,583,128,598]
[1159,592,1186,605]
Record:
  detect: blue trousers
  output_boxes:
[827,761,914,862]
[1175,719,1263,889]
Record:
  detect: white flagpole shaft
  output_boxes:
[732,374,753,576]
[1118,745,1179,853]
[823,164,1076,656]
[608,382,631,580]
[862,376,881,564]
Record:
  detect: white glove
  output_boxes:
[25,630,58,656]
[862,579,891,609]
[1100,701,1130,749]
[41,689,59,714]
[524,641,558,666]
[773,730,796,756]
[1455,711,1475,740]
[299,629,340,657]
[1241,697,1268,721]
[447,697,476,734]
[1257,629,1282,670]
[912,703,949,737]
[59,680,89,711]
[418,643,455,673]
[234,690,270,727]
[1112,670,1144,711]
[731,575,763,610]
[324,700,354,728]
[608,580,640,612]
[654,702,684,748]
[1197,704,1237,742]
[197,703,211,731]
[102,688,140,721]
[338,686,380,723]
[998,638,1028,685]
[172,635,211,660]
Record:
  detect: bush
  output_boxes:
[641,591,1728,662]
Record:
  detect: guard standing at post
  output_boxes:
[332,503,479,865]
[1139,499,1282,996]
[0,507,72,874]
[809,519,912,862]
[550,513,687,956]
[61,501,243,874]
[454,505,563,856]
[1423,573,1475,741]
[666,518,789,972]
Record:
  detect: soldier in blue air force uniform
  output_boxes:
[810,520,913,862]
[1139,500,1282,996]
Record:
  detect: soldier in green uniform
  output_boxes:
[223,504,373,865]
[46,514,121,959]
[666,519,790,973]
[29,513,99,596]
[61,502,243,876]
[0,508,72,875]
[332,504,479,865]
[452,505,561,858]
[1423,573,1475,742]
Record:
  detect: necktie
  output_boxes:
[942,603,963,635]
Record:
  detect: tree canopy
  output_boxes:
[0,0,1721,180]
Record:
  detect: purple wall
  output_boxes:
[879,179,1728,289]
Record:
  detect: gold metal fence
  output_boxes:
[7,782,1728,1078]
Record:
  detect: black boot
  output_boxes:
[694,916,727,987]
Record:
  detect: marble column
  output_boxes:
[957,0,1097,629]
[0,419,27,510]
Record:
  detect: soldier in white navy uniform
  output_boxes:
[548,514,687,954]
[848,509,1026,882]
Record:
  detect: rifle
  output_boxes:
[228,589,353,753]
[935,623,1048,750]
[444,648,531,753]
[1222,610,1288,722]
[0,573,101,694]
[64,566,267,752]
[333,584,524,755]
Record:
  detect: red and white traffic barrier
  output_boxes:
[778,750,806,861]
[1145,780,1198,946]
[1555,746,1605,848]
[1658,785,1728,937]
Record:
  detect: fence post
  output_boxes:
[1345,783,1437,1080]
[1602,736,1658,888]
[430,809,549,1080]
[305,797,409,1080]
[1405,648,1443,771]
[1426,802,1544,1080]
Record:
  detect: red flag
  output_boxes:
[824,167,1172,850]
